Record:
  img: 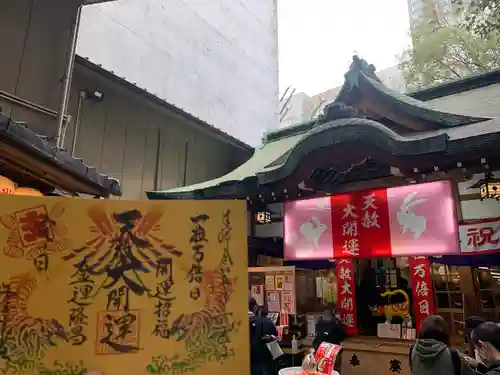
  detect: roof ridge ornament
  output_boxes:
[318,101,356,124]
[345,55,381,91]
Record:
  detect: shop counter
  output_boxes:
[300,336,413,375]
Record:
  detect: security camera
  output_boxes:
[85,89,104,102]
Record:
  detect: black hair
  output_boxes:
[466,316,486,330]
[249,296,257,312]
[419,315,451,346]
[472,321,500,351]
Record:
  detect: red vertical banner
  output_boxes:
[357,189,391,257]
[331,190,391,258]
[409,256,435,334]
[335,259,358,335]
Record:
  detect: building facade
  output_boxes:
[77,0,280,146]
[66,57,252,200]
[0,0,121,197]
[148,56,500,375]
[0,0,87,135]
[0,0,253,200]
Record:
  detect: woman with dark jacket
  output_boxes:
[409,315,475,375]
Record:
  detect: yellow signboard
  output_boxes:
[0,196,249,375]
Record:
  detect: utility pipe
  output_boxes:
[70,91,86,158]
[56,5,82,148]
[0,90,63,119]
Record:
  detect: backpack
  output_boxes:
[409,345,461,375]
[250,314,266,351]
[249,315,260,344]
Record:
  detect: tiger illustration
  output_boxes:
[370,289,412,326]
[169,269,237,363]
[0,274,67,367]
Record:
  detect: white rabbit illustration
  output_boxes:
[397,191,427,240]
[300,216,327,249]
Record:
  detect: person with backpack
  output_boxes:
[249,297,278,375]
[409,315,476,375]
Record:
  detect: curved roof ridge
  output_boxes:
[360,72,490,127]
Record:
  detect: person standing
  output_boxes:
[409,315,476,375]
[465,316,486,356]
[313,308,345,372]
[249,297,278,375]
[470,321,500,375]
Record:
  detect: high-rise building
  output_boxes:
[407,0,469,33]
[77,0,280,146]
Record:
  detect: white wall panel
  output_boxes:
[77,0,279,146]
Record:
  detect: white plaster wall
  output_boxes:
[458,173,500,220]
[77,0,279,146]
[461,200,500,220]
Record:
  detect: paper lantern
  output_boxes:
[0,176,15,195]
[15,187,43,196]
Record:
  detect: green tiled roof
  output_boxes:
[146,56,494,200]
[149,132,304,197]
[362,75,488,127]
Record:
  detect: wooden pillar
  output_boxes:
[451,178,480,317]
[459,267,481,317]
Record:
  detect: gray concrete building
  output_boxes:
[67,56,252,200]
[77,0,280,146]
[0,0,95,136]
[0,0,253,200]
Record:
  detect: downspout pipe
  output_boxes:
[56,4,82,148]
[71,91,86,157]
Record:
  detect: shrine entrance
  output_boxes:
[355,258,412,336]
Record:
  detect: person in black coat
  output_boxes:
[249,297,278,375]
[313,309,345,372]
[465,316,486,356]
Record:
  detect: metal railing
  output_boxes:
[0,90,64,119]
[0,90,71,143]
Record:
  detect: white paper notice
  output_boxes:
[267,291,281,312]
[307,314,317,337]
[316,277,324,298]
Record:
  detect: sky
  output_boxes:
[278,0,412,96]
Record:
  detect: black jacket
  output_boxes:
[485,360,500,375]
[313,318,345,349]
[250,313,278,364]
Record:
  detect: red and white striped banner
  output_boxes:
[284,180,460,259]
